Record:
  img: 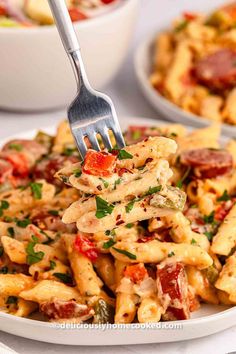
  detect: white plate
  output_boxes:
[0,116,235,346]
[134,33,236,138]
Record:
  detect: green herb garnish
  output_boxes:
[26,236,44,265]
[117,149,133,160]
[191,238,197,245]
[49,260,56,270]
[204,231,214,241]
[217,190,230,202]
[143,185,162,196]
[112,247,136,260]
[203,211,215,224]
[103,239,116,249]
[0,200,9,210]
[99,178,109,189]
[16,218,31,228]
[126,223,134,229]
[48,210,59,216]
[168,251,175,257]
[30,182,43,200]
[7,227,15,238]
[175,19,189,32]
[125,200,135,213]
[95,197,114,219]
[73,169,82,178]
[53,272,73,284]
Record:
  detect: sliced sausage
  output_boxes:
[194,49,236,90]
[40,300,94,321]
[33,154,78,185]
[0,139,47,178]
[157,262,190,321]
[180,148,233,178]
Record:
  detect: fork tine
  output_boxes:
[112,127,125,149]
[73,129,87,159]
[88,133,101,151]
[100,130,113,151]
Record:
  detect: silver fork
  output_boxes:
[48,0,125,158]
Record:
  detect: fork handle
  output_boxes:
[48,0,80,53]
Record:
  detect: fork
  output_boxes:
[48,0,125,158]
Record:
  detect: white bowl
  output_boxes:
[0,0,139,111]
[134,32,236,138]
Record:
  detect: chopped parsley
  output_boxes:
[125,200,135,213]
[16,218,31,228]
[6,296,18,305]
[203,211,215,224]
[204,231,214,241]
[63,147,77,156]
[53,272,73,284]
[73,169,82,178]
[99,178,109,189]
[217,190,230,202]
[114,178,122,190]
[168,251,175,257]
[103,239,116,249]
[176,166,191,189]
[95,197,114,219]
[48,210,59,216]
[8,143,23,151]
[0,200,9,210]
[143,185,162,196]
[7,227,15,238]
[49,260,56,270]
[191,238,197,245]
[30,182,43,200]
[26,235,44,265]
[126,223,134,229]
[117,149,133,160]
[112,247,136,260]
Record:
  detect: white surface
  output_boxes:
[0,118,235,347]
[0,0,138,110]
[134,32,236,138]
[0,0,236,353]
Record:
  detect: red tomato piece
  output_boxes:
[83,150,117,177]
[68,8,88,22]
[157,262,190,321]
[0,159,13,184]
[124,264,148,284]
[183,12,197,20]
[74,234,99,262]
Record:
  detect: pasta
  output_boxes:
[150,2,236,126]
[0,119,236,324]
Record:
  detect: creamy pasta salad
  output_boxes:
[0,0,120,27]
[0,121,236,324]
[150,1,236,125]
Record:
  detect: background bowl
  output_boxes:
[0,0,139,111]
[134,32,236,138]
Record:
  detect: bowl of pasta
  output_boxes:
[0,0,138,111]
[1,116,236,345]
[135,1,236,137]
